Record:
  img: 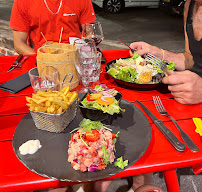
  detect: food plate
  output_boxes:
[105,58,161,90]
[13,99,151,182]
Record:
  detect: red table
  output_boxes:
[1,50,202,192]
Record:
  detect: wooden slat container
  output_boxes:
[37,43,79,90]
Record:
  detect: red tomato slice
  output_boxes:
[86,94,95,101]
[86,129,100,142]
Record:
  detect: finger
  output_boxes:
[167,70,176,75]
[170,90,186,98]
[130,42,143,50]
[174,97,186,104]
[174,95,194,105]
[129,50,133,57]
[136,49,150,56]
[163,71,192,85]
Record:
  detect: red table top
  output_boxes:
[0,50,202,192]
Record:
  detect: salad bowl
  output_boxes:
[79,90,123,124]
[105,53,175,90]
[105,58,161,90]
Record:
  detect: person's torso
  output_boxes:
[186,0,202,76]
[26,0,94,51]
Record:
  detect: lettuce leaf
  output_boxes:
[167,61,176,71]
[132,52,140,60]
[114,156,128,169]
[81,97,122,115]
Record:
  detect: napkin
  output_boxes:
[0,72,31,94]
[69,37,80,45]
[193,118,202,136]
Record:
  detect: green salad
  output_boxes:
[107,52,175,84]
[81,84,125,115]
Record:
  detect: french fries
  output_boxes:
[26,85,78,114]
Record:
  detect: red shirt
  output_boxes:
[9,0,96,51]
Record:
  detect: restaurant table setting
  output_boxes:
[0,39,202,192]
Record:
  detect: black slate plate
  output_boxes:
[12,99,151,182]
[105,58,161,90]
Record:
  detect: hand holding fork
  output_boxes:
[153,96,199,152]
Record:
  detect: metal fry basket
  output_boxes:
[30,98,78,133]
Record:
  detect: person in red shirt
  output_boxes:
[9,0,96,54]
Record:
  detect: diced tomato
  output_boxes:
[71,162,76,167]
[86,94,95,101]
[80,145,88,150]
[86,129,100,142]
[92,151,98,157]
[112,133,116,140]
[80,164,87,172]
[105,140,109,149]
[98,164,106,170]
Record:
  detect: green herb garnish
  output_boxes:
[114,156,128,169]
[101,144,110,165]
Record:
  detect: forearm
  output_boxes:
[163,50,186,71]
[13,30,36,55]
[14,43,36,55]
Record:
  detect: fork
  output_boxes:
[153,96,199,152]
[145,53,168,74]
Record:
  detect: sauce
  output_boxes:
[19,140,42,155]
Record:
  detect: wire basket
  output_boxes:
[30,98,78,133]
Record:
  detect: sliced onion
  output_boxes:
[73,159,78,163]
[102,89,115,96]
[102,93,113,97]
[96,86,102,91]
[101,96,109,103]
[88,164,98,172]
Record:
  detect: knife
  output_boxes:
[169,116,199,152]
[136,100,185,152]
[117,38,135,53]
[8,54,23,72]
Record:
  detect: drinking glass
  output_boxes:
[89,51,102,82]
[82,21,104,63]
[29,66,59,93]
[82,21,104,46]
[73,38,97,93]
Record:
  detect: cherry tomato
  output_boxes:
[86,129,100,142]
[86,94,95,101]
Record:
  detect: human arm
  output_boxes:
[13,30,36,55]
[10,0,35,54]
[162,70,202,104]
[130,42,186,70]
[129,1,194,71]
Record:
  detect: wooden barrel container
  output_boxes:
[37,43,79,90]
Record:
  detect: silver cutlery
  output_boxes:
[153,96,200,152]
[145,53,168,74]
[8,55,30,72]
[136,100,185,152]
[8,54,23,72]
[18,56,30,68]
